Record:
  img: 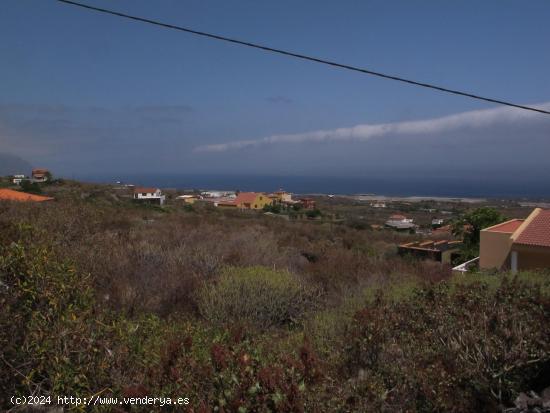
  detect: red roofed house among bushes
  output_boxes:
[480,208,550,272]
[299,198,316,210]
[133,187,165,205]
[32,168,51,182]
[385,214,415,230]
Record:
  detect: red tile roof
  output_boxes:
[389,214,407,220]
[514,209,550,248]
[217,201,237,206]
[32,168,49,174]
[485,219,524,233]
[235,192,259,204]
[0,189,53,202]
[133,187,159,194]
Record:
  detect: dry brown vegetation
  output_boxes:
[1,190,548,412]
[0,197,444,317]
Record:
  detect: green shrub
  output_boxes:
[19,179,42,194]
[305,209,321,219]
[0,241,109,403]
[0,238,194,407]
[263,203,282,214]
[198,266,320,329]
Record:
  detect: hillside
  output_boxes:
[0,153,32,175]
[0,182,549,412]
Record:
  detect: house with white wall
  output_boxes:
[371,201,387,208]
[32,168,50,182]
[12,174,26,184]
[133,187,165,205]
[385,214,416,231]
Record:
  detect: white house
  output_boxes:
[32,168,50,183]
[431,218,445,227]
[133,187,165,205]
[201,190,236,198]
[371,201,387,208]
[12,174,26,184]
[385,214,416,230]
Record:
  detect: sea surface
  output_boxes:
[78,174,550,199]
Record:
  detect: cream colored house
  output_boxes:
[385,214,416,231]
[479,208,550,273]
[270,189,292,203]
[176,194,200,204]
[32,168,50,182]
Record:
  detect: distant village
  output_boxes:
[1,168,549,276]
[131,185,317,212]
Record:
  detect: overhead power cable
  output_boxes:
[56,0,550,115]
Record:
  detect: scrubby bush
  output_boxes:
[0,236,323,411]
[1,221,548,412]
[342,277,550,411]
[176,335,324,412]
[198,267,321,329]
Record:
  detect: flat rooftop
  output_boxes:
[400,240,462,252]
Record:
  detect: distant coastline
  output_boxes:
[74,173,550,200]
[350,194,486,203]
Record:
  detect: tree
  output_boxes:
[305,208,322,219]
[452,207,506,260]
[19,179,42,194]
[263,203,281,214]
[44,171,53,182]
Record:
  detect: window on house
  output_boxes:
[142,193,147,196]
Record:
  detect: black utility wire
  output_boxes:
[56,0,550,115]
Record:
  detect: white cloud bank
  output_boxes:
[193,102,550,153]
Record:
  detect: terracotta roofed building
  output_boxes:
[479,208,550,272]
[234,192,272,210]
[32,168,51,182]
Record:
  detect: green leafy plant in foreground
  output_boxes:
[198,266,321,329]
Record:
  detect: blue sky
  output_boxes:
[1,0,550,187]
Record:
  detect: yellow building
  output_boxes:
[234,192,272,210]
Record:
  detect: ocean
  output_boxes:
[78,174,550,199]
